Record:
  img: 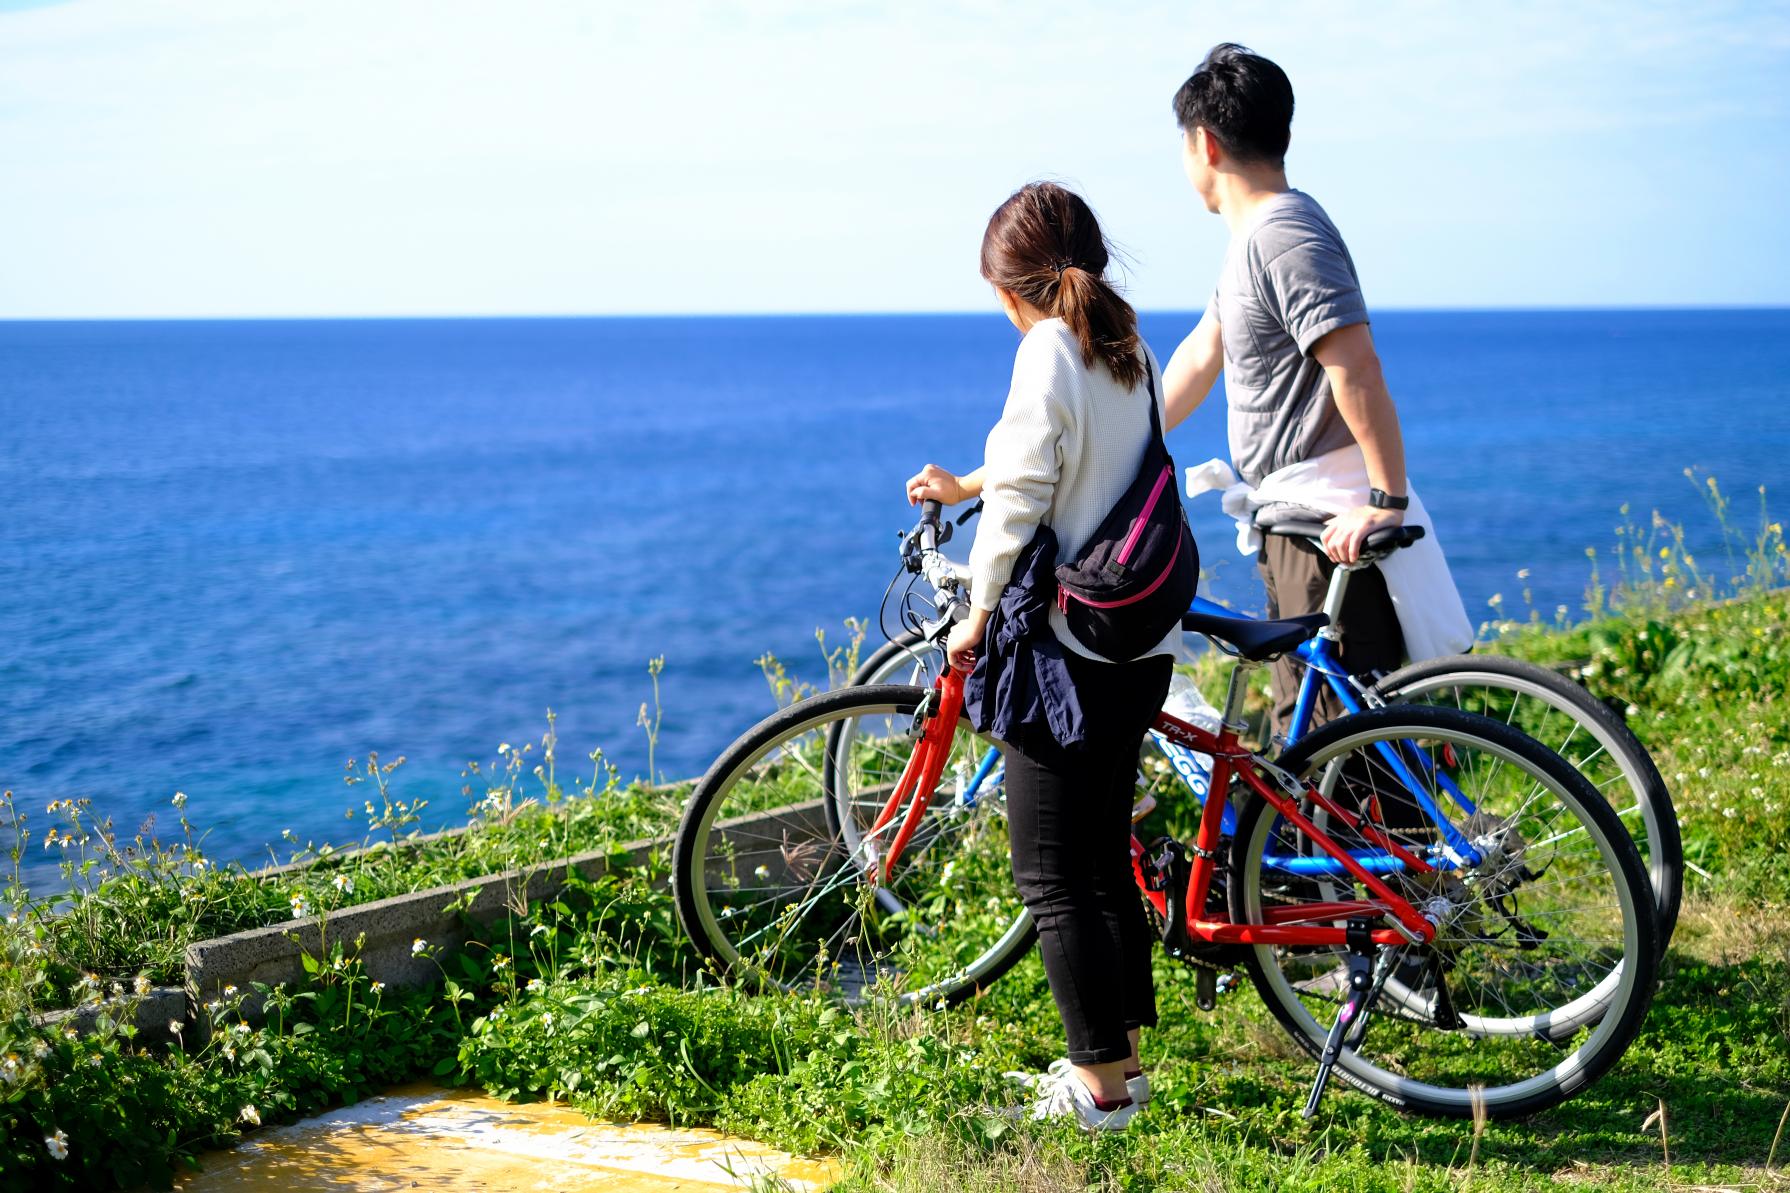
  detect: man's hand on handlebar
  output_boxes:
[905,464,984,507]
[1321,504,1405,565]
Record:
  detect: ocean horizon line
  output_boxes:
[3,303,1789,325]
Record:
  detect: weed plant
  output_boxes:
[1,493,1786,1189]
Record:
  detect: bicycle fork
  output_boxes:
[864,670,965,883]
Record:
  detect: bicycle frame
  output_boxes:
[1137,651,1438,946]
[873,667,1439,947]
[874,506,1441,948]
[1164,585,1486,865]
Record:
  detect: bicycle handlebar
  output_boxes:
[897,502,970,633]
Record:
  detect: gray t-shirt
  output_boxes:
[1210,190,1368,492]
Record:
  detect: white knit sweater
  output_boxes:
[968,318,1180,662]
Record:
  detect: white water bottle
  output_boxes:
[1158,672,1222,806]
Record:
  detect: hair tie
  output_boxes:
[1052,260,1073,275]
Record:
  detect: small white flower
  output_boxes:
[370,981,385,994]
[168,1019,184,1035]
[192,858,208,872]
[231,1022,250,1036]
[45,1129,69,1161]
[753,864,771,881]
[133,975,151,996]
[331,873,354,895]
[541,1012,554,1029]
[86,1054,101,1068]
[498,742,512,755]
[31,1040,50,1060]
[934,998,947,1011]
[223,1043,237,1062]
[492,955,510,970]
[1,1053,20,1084]
[223,984,238,998]
[525,978,546,993]
[171,791,187,809]
[289,893,312,919]
[239,1104,261,1127]
[206,999,224,1016]
[411,937,428,956]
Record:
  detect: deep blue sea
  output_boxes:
[4,311,1786,880]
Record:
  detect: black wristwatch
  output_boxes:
[1369,488,1409,511]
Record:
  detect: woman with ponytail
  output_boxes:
[905,182,1179,1131]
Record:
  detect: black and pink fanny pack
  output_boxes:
[1053,356,1199,661]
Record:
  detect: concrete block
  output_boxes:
[38,986,189,1045]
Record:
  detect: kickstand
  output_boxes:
[1301,919,1376,1120]
[1343,945,1401,1051]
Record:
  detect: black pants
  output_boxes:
[1002,650,1173,1065]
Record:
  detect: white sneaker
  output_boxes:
[1127,1070,1151,1106]
[1002,1060,1136,1132]
[1012,1058,1151,1106]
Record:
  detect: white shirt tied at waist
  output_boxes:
[1184,444,1474,662]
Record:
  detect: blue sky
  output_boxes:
[2,0,1787,317]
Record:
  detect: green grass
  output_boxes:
[6,722,689,1010]
[3,484,1787,1189]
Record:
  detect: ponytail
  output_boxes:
[1052,265,1144,390]
[980,183,1144,389]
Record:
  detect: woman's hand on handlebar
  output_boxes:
[946,608,990,672]
[906,464,984,507]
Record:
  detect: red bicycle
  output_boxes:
[673,502,1657,1119]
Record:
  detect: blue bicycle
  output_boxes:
[842,513,1682,958]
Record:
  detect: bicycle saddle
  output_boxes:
[1257,519,1426,562]
[1180,610,1329,661]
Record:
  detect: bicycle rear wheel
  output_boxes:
[1372,653,1681,957]
[1231,706,1657,1120]
[673,685,1033,1006]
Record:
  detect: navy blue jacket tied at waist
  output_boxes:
[964,525,1087,751]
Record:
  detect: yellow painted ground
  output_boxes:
[175,1082,839,1192]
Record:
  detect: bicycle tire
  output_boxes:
[1372,653,1682,957]
[1230,705,1657,1120]
[848,631,935,687]
[674,684,1035,1007]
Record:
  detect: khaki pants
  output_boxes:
[1259,533,1405,747]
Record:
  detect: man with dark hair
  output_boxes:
[1160,43,1417,741]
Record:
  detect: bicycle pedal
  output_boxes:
[1195,966,1240,1011]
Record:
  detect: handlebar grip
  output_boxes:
[920,499,943,525]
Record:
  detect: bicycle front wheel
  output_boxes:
[673,685,1033,1007]
[1372,653,1681,957]
[1231,706,1657,1120]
